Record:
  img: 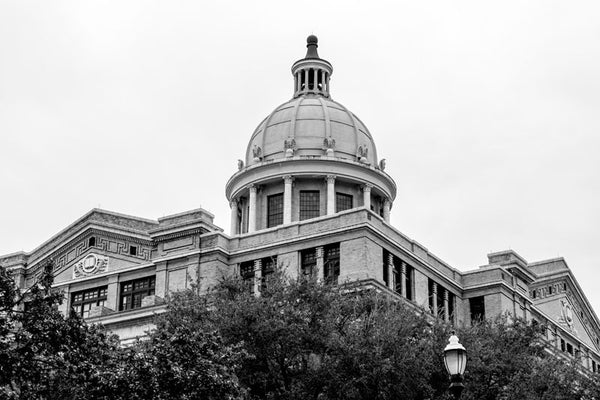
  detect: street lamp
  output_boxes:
[443,331,467,400]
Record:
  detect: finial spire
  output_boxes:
[291,35,333,98]
[305,35,319,59]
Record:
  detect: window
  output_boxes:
[119,276,155,311]
[261,256,277,289]
[240,261,255,291]
[301,248,317,277]
[88,236,96,247]
[405,264,414,301]
[560,338,566,352]
[323,243,340,284]
[382,249,390,287]
[71,286,108,318]
[428,279,435,313]
[267,193,284,227]
[470,296,485,323]
[448,292,455,321]
[299,190,320,220]
[336,193,353,212]
[566,343,573,355]
[548,285,553,295]
[129,245,138,256]
[532,290,537,299]
[593,360,597,373]
[437,284,445,317]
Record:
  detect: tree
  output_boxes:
[0,262,121,399]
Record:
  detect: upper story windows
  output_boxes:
[470,296,485,323]
[323,243,340,284]
[119,276,155,311]
[88,236,96,247]
[382,249,415,302]
[129,245,138,256]
[301,248,317,277]
[71,286,107,318]
[335,193,353,213]
[267,193,284,228]
[299,190,320,220]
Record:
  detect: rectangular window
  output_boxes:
[71,286,108,318]
[592,360,596,373]
[437,285,445,318]
[240,261,255,291]
[324,243,340,284]
[301,248,317,277]
[405,264,414,301]
[267,193,284,228]
[382,249,390,287]
[299,190,320,220]
[129,245,138,256]
[566,343,573,355]
[448,292,455,322]
[560,338,566,352]
[119,276,155,311]
[261,256,277,289]
[336,193,353,212]
[428,279,435,313]
[470,296,485,323]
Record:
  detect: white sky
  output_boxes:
[1,1,599,313]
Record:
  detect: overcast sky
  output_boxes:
[1,1,599,313]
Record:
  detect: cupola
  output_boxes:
[226,36,396,235]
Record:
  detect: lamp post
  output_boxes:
[443,331,467,400]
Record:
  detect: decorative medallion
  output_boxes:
[73,253,109,278]
[559,299,577,336]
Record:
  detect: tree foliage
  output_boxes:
[2,263,600,400]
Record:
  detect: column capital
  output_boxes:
[362,183,373,192]
[230,198,238,208]
[283,175,294,183]
[326,175,336,183]
[248,184,257,193]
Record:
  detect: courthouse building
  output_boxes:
[2,36,600,372]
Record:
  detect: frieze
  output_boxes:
[73,253,109,278]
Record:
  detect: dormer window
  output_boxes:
[129,245,138,256]
[88,236,96,247]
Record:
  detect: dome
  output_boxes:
[245,95,378,166]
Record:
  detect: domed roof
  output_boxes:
[245,95,378,166]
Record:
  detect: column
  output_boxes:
[320,70,325,93]
[229,199,238,235]
[316,246,324,281]
[304,69,309,93]
[326,175,336,215]
[362,184,372,210]
[401,262,407,298]
[154,262,168,303]
[432,282,438,316]
[283,176,293,224]
[105,275,119,311]
[387,253,395,291]
[253,259,262,296]
[248,185,257,233]
[383,199,391,223]
[313,69,318,92]
[444,289,450,322]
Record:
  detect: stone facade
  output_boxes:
[2,36,600,374]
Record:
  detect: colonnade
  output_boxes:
[230,175,392,235]
[294,68,330,96]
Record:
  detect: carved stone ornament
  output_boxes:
[252,145,262,162]
[357,145,369,164]
[323,137,335,157]
[237,159,244,170]
[284,138,296,157]
[73,253,109,279]
[559,299,577,335]
[379,158,386,171]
